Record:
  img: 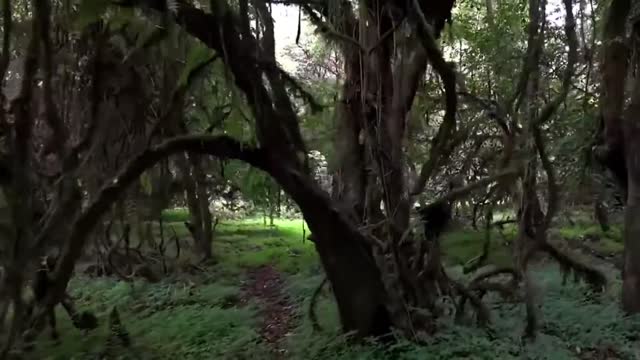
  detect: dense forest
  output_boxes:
[0,0,638,358]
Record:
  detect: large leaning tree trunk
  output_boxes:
[304,0,469,334]
[594,0,640,313]
[619,0,640,313]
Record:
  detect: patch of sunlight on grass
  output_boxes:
[214,217,318,275]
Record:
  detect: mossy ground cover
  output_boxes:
[33,215,639,359]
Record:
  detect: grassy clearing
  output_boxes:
[34,215,636,359]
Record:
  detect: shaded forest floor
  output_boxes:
[31,215,640,359]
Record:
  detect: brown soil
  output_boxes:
[240,266,297,359]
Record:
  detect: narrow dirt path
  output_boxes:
[240,265,297,359]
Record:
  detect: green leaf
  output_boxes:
[74,0,111,29]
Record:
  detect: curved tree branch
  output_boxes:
[138,0,307,168]
[46,135,268,303]
[534,0,577,232]
[410,0,458,196]
[425,168,520,207]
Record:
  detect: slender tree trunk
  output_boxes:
[276,188,281,218]
[177,155,211,259]
[190,154,213,259]
[594,200,610,232]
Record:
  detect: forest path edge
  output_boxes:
[239,265,297,359]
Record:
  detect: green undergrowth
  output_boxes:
[557,223,624,254]
[34,276,267,359]
[39,216,635,359]
[441,227,516,268]
[286,267,640,360]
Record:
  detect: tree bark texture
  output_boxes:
[622,6,640,312]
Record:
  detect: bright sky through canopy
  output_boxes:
[270,0,570,73]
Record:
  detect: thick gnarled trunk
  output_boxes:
[621,15,640,312]
[597,0,640,313]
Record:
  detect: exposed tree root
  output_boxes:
[455,267,518,325]
[309,276,327,333]
[452,281,491,325]
[470,267,519,285]
[522,270,538,341]
[530,241,607,291]
[471,281,517,300]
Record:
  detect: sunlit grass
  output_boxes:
[33,212,634,359]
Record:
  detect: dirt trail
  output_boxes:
[240,266,297,359]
